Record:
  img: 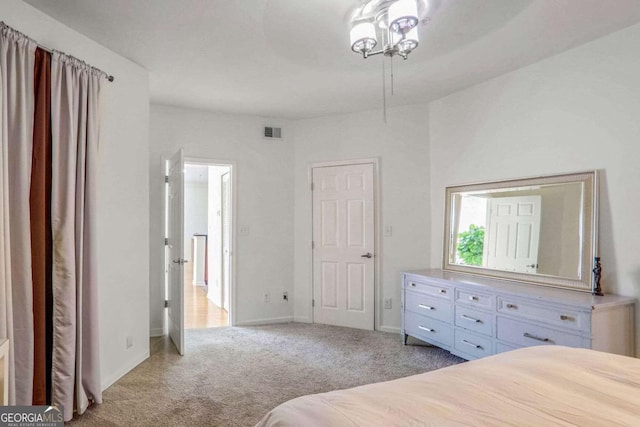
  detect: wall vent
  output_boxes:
[263,126,283,140]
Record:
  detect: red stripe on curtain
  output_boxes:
[30,47,52,405]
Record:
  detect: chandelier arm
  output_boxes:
[364,49,386,58]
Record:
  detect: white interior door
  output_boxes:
[167,149,185,355]
[221,172,230,311]
[486,195,541,273]
[312,163,375,330]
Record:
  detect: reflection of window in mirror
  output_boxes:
[455,196,487,266]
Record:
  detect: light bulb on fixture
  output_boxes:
[350,22,378,56]
[395,26,419,55]
[388,0,419,35]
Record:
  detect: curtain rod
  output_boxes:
[37,44,115,83]
[1,21,115,82]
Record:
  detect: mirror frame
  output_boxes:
[443,171,598,292]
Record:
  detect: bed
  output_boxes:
[256,346,640,426]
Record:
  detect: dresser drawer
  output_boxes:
[405,278,451,299]
[405,291,452,323]
[455,289,492,309]
[497,297,588,332]
[454,305,493,336]
[454,329,493,359]
[497,317,586,348]
[404,311,453,347]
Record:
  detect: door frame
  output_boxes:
[220,171,231,312]
[309,158,381,331]
[162,156,238,328]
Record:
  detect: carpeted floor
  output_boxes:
[70,323,464,426]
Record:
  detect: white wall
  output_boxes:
[1,1,151,388]
[292,105,431,332]
[184,182,208,263]
[429,23,640,355]
[149,105,294,331]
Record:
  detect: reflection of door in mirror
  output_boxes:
[485,196,541,274]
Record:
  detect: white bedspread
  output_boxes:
[256,346,640,426]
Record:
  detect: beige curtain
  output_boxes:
[50,52,102,421]
[0,22,37,406]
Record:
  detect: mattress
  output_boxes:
[256,346,640,426]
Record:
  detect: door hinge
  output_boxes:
[311,182,314,191]
[164,175,169,183]
[164,300,169,308]
[311,241,315,249]
[164,238,169,246]
[312,299,315,307]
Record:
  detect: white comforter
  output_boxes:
[257,346,640,426]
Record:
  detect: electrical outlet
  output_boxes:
[239,226,250,236]
[126,336,133,349]
[264,292,271,303]
[383,298,392,309]
[283,292,288,302]
[384,226,393,237]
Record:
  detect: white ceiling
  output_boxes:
[23,0,640,119]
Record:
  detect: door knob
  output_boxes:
[361,253,373,258]
[526,263,538,268]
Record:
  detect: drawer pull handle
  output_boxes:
[523,333,550,342]
[506,303,518,309]
[461,339,482,349]
[461,314,481,323]
[418,304,434,310]
[409,283,416,287]
[439,289,447,294]
[468,295,479,301]
[418,326,435,333]
[560,315,575,321]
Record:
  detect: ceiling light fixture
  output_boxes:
[350,0,426,60]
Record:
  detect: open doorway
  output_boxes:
[182,162,233,329]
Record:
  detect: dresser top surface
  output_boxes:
[404,269,635,308]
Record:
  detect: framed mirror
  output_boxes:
[443,171,598,292]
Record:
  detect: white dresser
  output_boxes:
[402,269,636,359]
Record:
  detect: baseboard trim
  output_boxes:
[379,325,401,334]
[293,316,311,323]
[149,328,164,337]
[235,316,294,326]
[101,350,149,391]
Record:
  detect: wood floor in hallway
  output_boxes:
[184,268,228,329]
